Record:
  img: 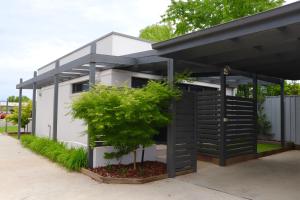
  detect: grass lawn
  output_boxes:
[257,143,281,153]
[0,126,18,133]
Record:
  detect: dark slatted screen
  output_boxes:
[225,96,257,158]
[174,92,197,172]
[196,91,221,157]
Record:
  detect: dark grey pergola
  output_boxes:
[16,2,300,177]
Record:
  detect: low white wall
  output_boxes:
[93,145,156,168]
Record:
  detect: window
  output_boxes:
[72,81,89,93]
[131,77,150,88]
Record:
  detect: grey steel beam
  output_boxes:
[280,79,285,147]
[87,43,96,169]
[52,62,59,141]
[219,68,226,166]
[167,59,176,178]
[253,74,258,153]
[136,56,168,65]
[17,78,23,140]
[17,53,137,89]
[17,55,91,89]
[175,59,281,84]
[32,71,37,135]
[69,69,90,73]
[93,54,137,65]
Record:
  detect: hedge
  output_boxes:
[20,135,87,171]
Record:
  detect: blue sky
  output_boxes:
[0,0,297,101]
[0,0,170,100]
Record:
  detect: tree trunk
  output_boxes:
[141,146,145,167]
[133,150,137,170]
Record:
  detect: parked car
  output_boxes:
[0,113,7,119]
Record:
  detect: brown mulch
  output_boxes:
[91,161,166,178]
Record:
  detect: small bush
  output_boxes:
[20,135,87,171]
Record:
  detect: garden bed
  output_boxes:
[82,161,167,184]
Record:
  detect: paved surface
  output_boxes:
[177,151,300,200]
[0,135,242,200]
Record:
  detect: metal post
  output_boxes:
[252,74,258,153]
[280,79,285,147]
[32,71,37,135]
[167,59,176,178]
[219,69,226,166]
[88,61,96,169]
[5,100,8,133]
[87,42,97,169]
[52,62,59,141]
[17,78,23,140]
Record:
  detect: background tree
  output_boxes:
[161,0,284,35]
[7,96,30,102]
[7,101,32,132]
[139,24,175,42]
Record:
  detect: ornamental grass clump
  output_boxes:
[71,81,180,169]
[20,135,87,171]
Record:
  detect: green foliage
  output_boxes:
[20,135,87,171]
[71,81,180,167]
[257,103,271,135]
[266,81,300,96]
[237,81,300,98]
[161,0,284,35]
[139,24,176,42]
[7,96,30,102]
[257,143,281,153]
[0,126,18,133]
[7,101,32,131]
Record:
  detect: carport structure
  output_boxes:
[17,2,300,178]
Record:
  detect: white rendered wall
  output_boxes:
[111,34,152,56]
[96,35,113,55]
[93,145,156,167]
[56,76,89,147]
[35,69,118,147]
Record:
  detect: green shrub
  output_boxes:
[71,81,180,169]
[20,135,87,171]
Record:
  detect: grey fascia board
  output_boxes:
[152,2,300,53]
[137,56,169,65]
[125,50,159,58]
[93,54,137,65]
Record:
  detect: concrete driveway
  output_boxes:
[0,134,242,200]
[2,134,299,200]
[177,151,300,200]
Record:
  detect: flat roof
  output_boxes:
[153,2,300,80]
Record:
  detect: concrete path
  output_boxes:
[0,134,242,200]
[177,151,300,200]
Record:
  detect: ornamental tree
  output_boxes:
[71,81,180,169]
[7,101,32,132]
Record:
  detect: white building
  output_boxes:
[19,32,235,167]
